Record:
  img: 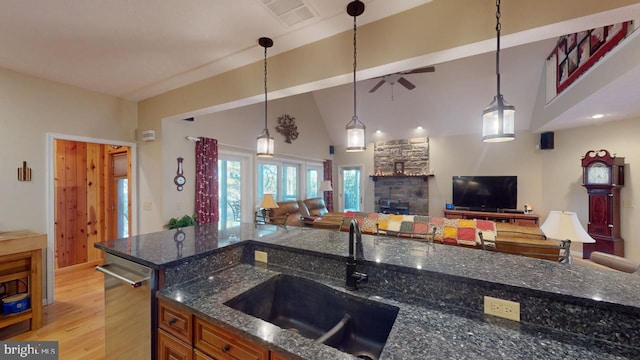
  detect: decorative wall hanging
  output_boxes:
[18,161,32,181]
[548,21,629,96]
[276,114,299,143]
[174,157,186,191]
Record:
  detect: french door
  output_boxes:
[340,166,362,212]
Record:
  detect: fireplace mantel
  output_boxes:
[370,174,433,182]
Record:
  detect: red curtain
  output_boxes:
[195,138,218,224]
[323,159,333,213]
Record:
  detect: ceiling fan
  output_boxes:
[368,66,435,93]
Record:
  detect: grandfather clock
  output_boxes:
[581,149,625,258]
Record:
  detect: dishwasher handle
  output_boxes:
[96,264,150,288]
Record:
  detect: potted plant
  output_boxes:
[166,214,197,229]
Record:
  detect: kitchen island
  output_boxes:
[96,223,640,359]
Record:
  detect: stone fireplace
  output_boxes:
[372,138,430,215]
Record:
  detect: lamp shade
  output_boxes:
[256,129,274,158]
[346,115,366,152]
[259,193,279,209]
[319,180,333,192]
[540,211,595,243]
[482,95,515,142]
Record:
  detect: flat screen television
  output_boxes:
[452,176,517,212]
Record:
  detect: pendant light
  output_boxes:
[345,0,366,152]
[482,0,515,142]
[257,37,275,157]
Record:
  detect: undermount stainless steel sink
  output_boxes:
[224,274,399,360]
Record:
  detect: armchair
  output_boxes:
[303,197,329,217]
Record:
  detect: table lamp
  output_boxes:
[259,193,278,218]
[256,193,279,226]
[540,210,595,264]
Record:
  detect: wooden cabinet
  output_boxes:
[159,299,193,344]
[158,329,193,360]
[194,349,214,360]
[157,299,278,360]
[194,317,269,360]
[444,209,539,226]
[269,353,290,360]
[0,230,46,333]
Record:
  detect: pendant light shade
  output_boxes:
[482,95,515,142]
[482,0,515,143]
[346,115,366,151]
[257,37,274,157]
[256,128,274,157]
[346,1,366,152]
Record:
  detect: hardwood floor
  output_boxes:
[0,263,105,360]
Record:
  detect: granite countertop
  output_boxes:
[97,223,640,358]
[94,222,281,269]
[158,263,636,359]
[96,223,640,309]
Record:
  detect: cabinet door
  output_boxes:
[194,349,214,360]
[159,299,193,345]
[588,190,612,236]
[270,352,292,360]
[158,329,193,360]
[194,317,269,360]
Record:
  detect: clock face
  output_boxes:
[587,162,610,184]
[174,229,186,242]
[174,175,186,186]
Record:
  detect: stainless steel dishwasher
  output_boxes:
[96,253,155,359]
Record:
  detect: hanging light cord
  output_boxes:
[352,14,357,118]
[495,0,501,97]
[263,45,268,131]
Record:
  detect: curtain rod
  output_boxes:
[185,136,326,162]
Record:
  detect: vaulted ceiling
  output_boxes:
[2,0,640,146]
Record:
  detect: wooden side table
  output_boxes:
[0,230,46,332]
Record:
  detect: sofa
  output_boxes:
[263,204,566,262]
[263,197,333,227]
[310,210,567,262]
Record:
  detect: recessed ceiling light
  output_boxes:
[375,130,381,134]
[417,126,423,130]
[591,114,604,119]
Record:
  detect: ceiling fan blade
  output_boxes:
[404,66,435,74]
[397,77,416,90]
[369,80,386,93]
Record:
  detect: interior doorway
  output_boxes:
[46,133,136,304]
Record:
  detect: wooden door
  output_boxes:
[54,140,130,268]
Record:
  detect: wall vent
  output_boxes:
[259,0,318,27]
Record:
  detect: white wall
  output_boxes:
[429,131,543,218]
[0,67,137,303]
[160,92,333,224]
[0,67,137,233]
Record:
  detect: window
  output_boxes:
[258,163,279,202]
[282,164,298,201]
[306,164,323,199]
[219,159,242,226]
[257,160,302,203]
[341,166,362,212]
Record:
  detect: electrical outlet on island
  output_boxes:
[484,296,520,322]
